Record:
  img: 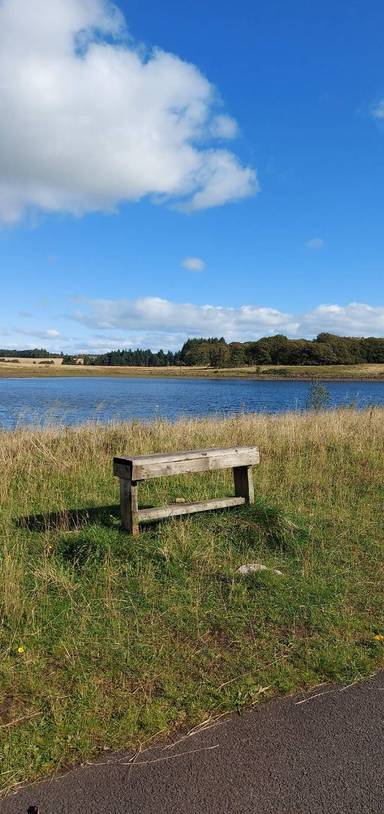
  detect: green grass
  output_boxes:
[1,410,384,792]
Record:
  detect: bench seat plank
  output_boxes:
[116,445,257,465]
[114,446,259,481]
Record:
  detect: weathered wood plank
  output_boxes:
[233,465,255,504]
[138,496,245,523]
[120,478,139,535]
[114,446,259,480]
[114,461,133,480]
[115,446,257,466]
[134,453,259,480]
[114,449,259,481]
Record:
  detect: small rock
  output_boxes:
[175,497,186,504]
[237,562,283,576]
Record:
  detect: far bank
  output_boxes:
[1,360,384,380]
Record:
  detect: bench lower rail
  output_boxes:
[138,496,245,524]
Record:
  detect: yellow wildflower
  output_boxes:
[17,646,25,654]
[373,634,384,641]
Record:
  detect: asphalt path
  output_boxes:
[3,672,384,814]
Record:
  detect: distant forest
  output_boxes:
[0,348,59,358]
[60,333,384,367]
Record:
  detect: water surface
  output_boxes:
[1,376,384,430]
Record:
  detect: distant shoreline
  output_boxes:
[1,361,384,382]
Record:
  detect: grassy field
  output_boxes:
[1,360,384,379]
[1,410,384,793]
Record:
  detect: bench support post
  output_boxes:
[233,465,254,504]
[120,478,139,535]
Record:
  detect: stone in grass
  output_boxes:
[237,562,283,576]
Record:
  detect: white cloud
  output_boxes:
[14,327,61,340]
[372,100,384,120]
[4,299,384,353]
[181,256,206,272]
[210,115,239,139]
[300,303,384,335]
[0,0,257,224]
[306,238,324,250]
[71,297,384,349]
[72,297,297,340]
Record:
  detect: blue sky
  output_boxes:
[1,0,384,352]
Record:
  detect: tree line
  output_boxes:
[62,348,182,366]
[61,333,384,367]
[0,348,60,358]
[178,334,384,366]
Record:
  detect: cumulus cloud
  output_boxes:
[306,238,324,250]
[71,296,384,348]
[300,303,384,335]
[72,297,297,340]
[4,300,384,353]
[181,256,205,272]
[0,0,257,223]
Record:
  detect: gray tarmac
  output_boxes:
[3,672,384,814]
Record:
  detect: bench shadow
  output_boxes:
[15,504,120,532]
[15,503,251,535]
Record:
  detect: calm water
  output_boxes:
[1,377,384,430]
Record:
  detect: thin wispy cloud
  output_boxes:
[14,327,61,340]
[0,0,257,224]
[181,257,206,272]
[306,238,324,250]
[209,115,239,139]
[371,100,384,120]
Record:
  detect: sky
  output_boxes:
[1,0,384,353]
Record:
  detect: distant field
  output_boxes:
[1,409,384,791]
[0,357,64,368]
[1,360,384,379]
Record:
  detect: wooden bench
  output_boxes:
[113,446,260,535]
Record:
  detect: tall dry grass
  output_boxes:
[2,406,382,505]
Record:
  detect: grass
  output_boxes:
[1,361,384,379]
[1,409,384,792]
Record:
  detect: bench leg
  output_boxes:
[120,478,139,535]
[233,465,254,504]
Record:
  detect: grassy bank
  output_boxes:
[1,410,384,793]
[1,361,384,379]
